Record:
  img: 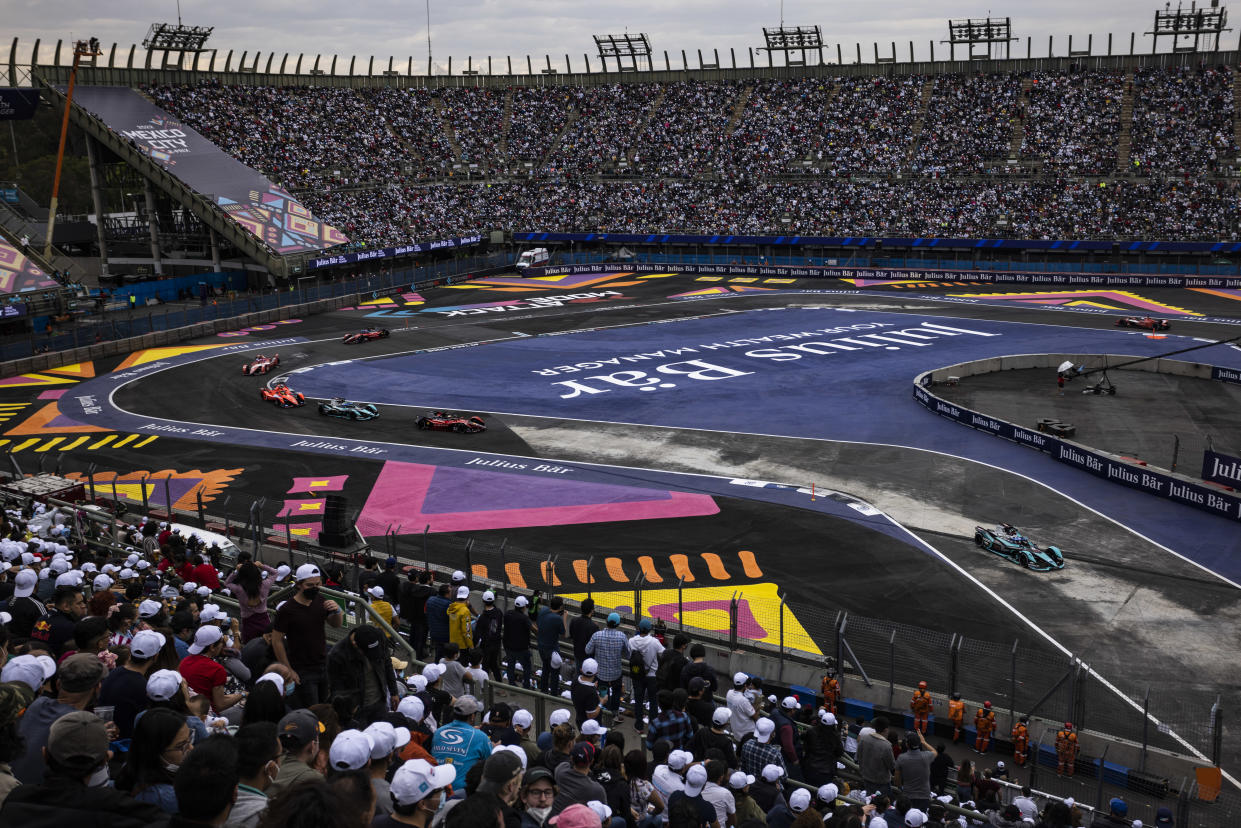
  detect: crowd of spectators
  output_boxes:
[913,74,1020,173]
[1129,65,1237,175]
[0,491,1153,827]
[1019,70,1126,174]
[142,65,1240,248]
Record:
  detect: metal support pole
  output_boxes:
[585,555,594,600]
[888,630,896,710]
[196,488,205,528]
[1211,696,1223,766]
[1094,745,1109,810]
[677,578,684,629]
[85,135,109,279]
[1010,640,1019,728]
[729,592,739,651]
[422,524,430,571]
[464,538,474,589]
[836,613,847,697]
[778,592,786,680]
[140,473,150,512]
[144,179,163,276]
[633,573,644,620]
[87,464,96,502]
[501,545,510,609]
[163,475,173,518]
[948,634,960,695]
[1140,687,1150,773]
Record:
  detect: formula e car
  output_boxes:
[318,397,379,421]
[260,384,306,408]
[342,327,390,344]
[974,524,1065,571]
[416,411,487,433]
[1114,316,1170,331]
[241,354,280,375]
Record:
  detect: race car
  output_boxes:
[416,411,487,433]
[1114,316,1170,331]
[260,384,306,408]
[241,354,280,375]
[318,397,379,421]
[342,327,391,344]
[974,523,1065,571]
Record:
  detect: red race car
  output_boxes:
[242,354,280,375]
[416,411,487,433]
[1114,316,1170,331]
[260,383,306,408]
[343,327,391,344]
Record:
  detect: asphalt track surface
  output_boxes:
[39,275,1241,779]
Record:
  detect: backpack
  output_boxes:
[629,644,646,678]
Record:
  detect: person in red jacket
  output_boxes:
[190,555,220,590]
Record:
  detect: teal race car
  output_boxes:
[317,397,379,421]
[974,523,1065,571]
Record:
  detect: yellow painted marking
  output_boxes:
[670,554,694,582]
[738,550,763,579]
[539,561,561,587]
[11,438,40,452]
[605,557,627,583]
[505,563,526,589]
[0,403,30,409]
[132,436,159,448]
[297,502,323,512]
[763,278,797,284]
[637,273,679,278]
[472,564,488,579]
[1190,287,1241,302]
[58,436,91,451]
[694,276,724,282]
[88,435,117,450]
[34,437,65,452]
[291,528,312,536]
[638,556,663,583]
[112,434,139,448]
[701,553,730,580]
[561,583,822,656]
[0,440,10,449]
[729,278,759,283]
[573,560,594,585]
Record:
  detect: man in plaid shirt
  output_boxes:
[646,688,695,751]
[739,718,786,778]
[585,612,630,721]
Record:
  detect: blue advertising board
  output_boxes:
[307,234,484,270]
[1202,450,1241,490]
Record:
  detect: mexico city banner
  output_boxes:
[70,86,346,256]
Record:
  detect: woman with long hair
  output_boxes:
[224,553,280,643]
[955,758,977,805]
[116,707,193,813]
[240,676,288,727]
[623,749,664,825]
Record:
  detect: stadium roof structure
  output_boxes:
[593,33,652,72]
[943,16,1017,60]
[141,22,214,53]
[761,25,824,66]
[1147,1,1231,53]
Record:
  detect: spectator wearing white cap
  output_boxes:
[749,763,785,812]
[11,654,108,785]
[6,569,48,639]
[770,696,804,780]
[739,718,785,781]
[430,694,491,790]
[271,563,342,708]
[447,584,475,651]
[699,758,736,828]
[365,585,396,637]
[667,763,718,828]
[726,672,760,741]
[362,721,411,815]
[98,629,166,738]
[181,625,243,716]
[651,746,689,804]
[690,706,739,767]
[329,729,375,772]
[802,707,844,786]
[475,590,504,679]
[570,657,602,728]
[382,758,455,826]
[0,653,55,695]
[730,770,762,824]
[503,594,535,690]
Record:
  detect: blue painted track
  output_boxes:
[293,307,1241,582]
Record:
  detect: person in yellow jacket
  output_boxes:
[447,585,476,650]
[366,585,395,636]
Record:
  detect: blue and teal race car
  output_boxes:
[974,523,1065,571]
[317,397,380,421]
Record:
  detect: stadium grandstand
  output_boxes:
[0,9,1238,828]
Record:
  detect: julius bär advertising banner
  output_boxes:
[1202,450,1241,490]
[71,86,347,256]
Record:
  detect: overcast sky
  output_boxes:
[5,0,1232,74]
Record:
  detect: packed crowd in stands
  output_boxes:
[141,65,1240,248]
[1018,71,1126,175]
[0,493,1156,827]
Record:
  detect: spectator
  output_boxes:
[571,658,603,727]
[0,710,170,827]
[476,590,504,679]
[173,733,239,827]
[586,612,630,722]
[1091,798,1130,828]
[223,555,279,643]
[239,673,289,728]
[684,679,714,730]
[267,709,325,798]
[327,766,377,825]
[363,721,411,815]
[117,707,192,813]
[536,721,576,772]
[425,584,452,661]
[551,742,608,819]
[518,765,557,828]
[181,625,244,716]
[738,718,784,780]
[447,585,474,651]
[657,634,690,696]
[858,716,896,796]
[504,595,535,689]
[430,695,492,789]
[367,586,396,633]
[438,641,470,699]
[376,758,455,828]
[257,777,357,828]
[628,617,664,731]
[0,681,34,807]
[667,763,718,828]
[730,772,763,825]
[680,644,717,695]
[894,729,937,812]
[536,597,566,696]
[326,624,398,723]
[271,563,344,708]
[227,722,282,828]
[647,689,694,753]
[143,669,211,745]
[801,708,842,786]
[401,570,434,660]
[569,598,599,668]
[376,557,401,605]
[99,627,165,738]
[699,759,735,828]
[689,707,737,767]
[11,652,106,784]
[770,697,803,780]
[749,763,784,812]
[726,673,759,742]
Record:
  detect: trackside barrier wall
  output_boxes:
[522,262,1241,288]
[912,355,1241,522]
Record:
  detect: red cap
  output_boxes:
[1064,722,1073,730]
[918,681,927,690]
[983,701,992,709]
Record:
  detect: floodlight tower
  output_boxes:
[761,25,824,66]
[594,33,653,72]
[1147,0,1230,52]
[942,17,1017,61]
[44,37,102,262]
[142,0,215,65]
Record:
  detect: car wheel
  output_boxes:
[452,423,466,433]
[417,418,430,429]
[318,405,327,415]
[974,533,984,547]
[349,411,358,421]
